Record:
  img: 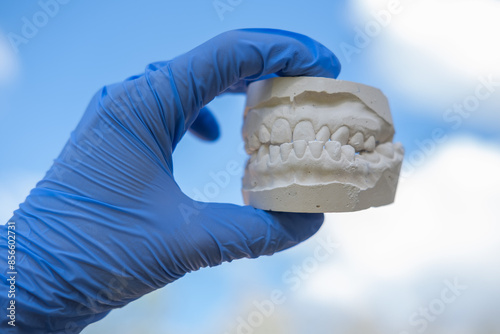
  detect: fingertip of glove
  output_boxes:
[188,107,220,141]
[331,54,342,79]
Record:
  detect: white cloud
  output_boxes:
[352,0,500,128]
[356,0,500,77]
[388,0,500,77]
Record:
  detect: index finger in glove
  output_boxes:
[151,28,341,146]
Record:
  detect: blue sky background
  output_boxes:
[1,0,499,333]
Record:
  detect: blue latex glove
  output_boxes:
[0,29,340,333]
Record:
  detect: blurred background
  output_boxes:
[1,0,499,333]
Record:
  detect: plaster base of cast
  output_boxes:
[241,77,404,213]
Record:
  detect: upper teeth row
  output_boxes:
[247,119,377,153]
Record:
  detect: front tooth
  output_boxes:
[316,126,330,143]
[341,145,355,161]
[349,132,365,151]
[331,126,350,145]
[376,142,395,158]
[258,126,271,144]
[257,145,269,162]
[269,145,280,163]
[293,140,307,158]
[293,121,315,142]
[246,133,261,154]
[364,136,376,152]
[271,119,292,144]
[325,141,341,160]
[280,143,293,161]
[309,141,323,158]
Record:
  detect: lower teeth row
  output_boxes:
[251,141,397,163]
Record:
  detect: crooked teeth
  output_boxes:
[280,143,293,161]
[293,121,315,142]
[364,136,376,152]
[250,120,397,164]
[308,141,323,158]
[258,126,271,144]
[341,145,355,161]
[376,142,395,158]
[316,126,330,143]
[331,126,350,145]
[271,119,292,144]
[254,120,384,153]
[349,132,365,151]
[269,145,280,163]
[293,140,307,158]
[250,137,397,166]
[325,141,341,160]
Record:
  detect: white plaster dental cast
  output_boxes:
[241,77,404,213]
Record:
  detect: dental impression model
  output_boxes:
[242,77,404,213]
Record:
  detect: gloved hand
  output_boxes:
[0,29,341,333]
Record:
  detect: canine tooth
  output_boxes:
[257,145,269,161]
[325,141,341,161]
[293,140,307,158]
[280,143,293,161]
[269,145,280,163]
[308,141,323,159]
[316,126,330,143]
[271,119,292,144]
[293,121,315,142]
[258,126,271,144]
[364,136,376,152]
[376,142,395,158]
[341,145,355,161]
[349,132,365,151]
[330,126,349,145]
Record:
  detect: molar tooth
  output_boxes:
[280,143,293,161]
[349,132,365,151]
[308,141,323,159]
[376,142,395,158]
[394,142,405,154]
[361,151,380,163]
[271,119,292,144]
[257,145,269,162]
[341,145,355,161]
[249,153,257,164]
[330,126,349,145]
[293,140,307,158]
[269,145,280,163]
[293,121,315,142]
[246,133,261,154]
[316,126,330,143]
[364,136,376,152]
[325,141,341,161]
[258,126,271,144]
